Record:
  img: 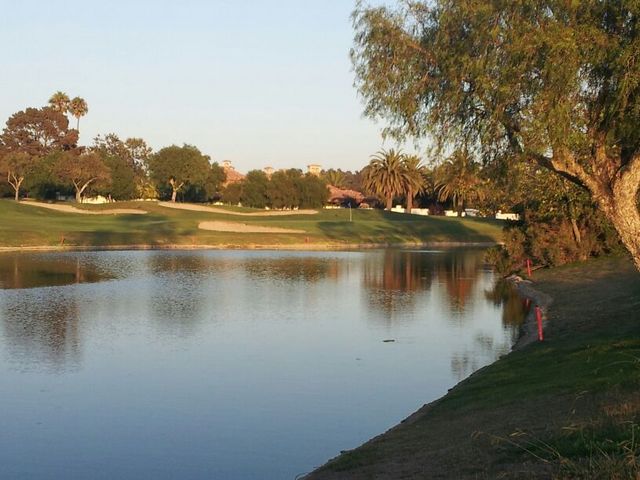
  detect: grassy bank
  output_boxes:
[0,199,503,249]
[306,256,640,479]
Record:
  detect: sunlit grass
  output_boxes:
[0,199,504,248]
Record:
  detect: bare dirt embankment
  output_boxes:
[20,201,147,215]
[198,221,305,234]
[158,201,317,216]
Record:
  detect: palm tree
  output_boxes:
[363,149,405,210]
[435,150,486,216]
[323,169,346,188]
[402,154,426,212]
[68,97,89,131]
[48,91,70,113]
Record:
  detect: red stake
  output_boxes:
[526,258,532,277]
[535,306,543,341]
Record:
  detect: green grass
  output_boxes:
[308,255,640,479]
[0,199,504,248]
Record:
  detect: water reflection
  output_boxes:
[362,249,484,321]
[241,256,338,283]
[485,280,530,328]
[0,253,110,289]
[0,289,81,371]
[0,249,528,480]
[436,250,484,312]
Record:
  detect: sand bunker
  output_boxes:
[198,221,305,233]
[20,201,147,215]
[159,201,317,216]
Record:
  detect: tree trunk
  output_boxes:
[406,188,413,212]
[169,179,183,203]
[591,157,640,271]
[8,174,23,201]
[76,190,82,203]
[386,195,393,210]
[570,218,582,245]
[13,178,23,201]
[606,187,640,272]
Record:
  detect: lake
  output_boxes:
[0,249,525,479]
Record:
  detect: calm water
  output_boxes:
[0,249,525,479]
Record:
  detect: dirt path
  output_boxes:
[20,201,147,215]
[198,221,305,233]
[158,201,317,216]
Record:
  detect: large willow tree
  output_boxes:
[352,1,640,270]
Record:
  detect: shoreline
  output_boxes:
[0,241,499,254]
[306,256,640,479]
[509,275,554,350]
[304,273,553,479]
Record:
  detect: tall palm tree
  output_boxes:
[68,97,89,131]
[363,149,405,210]
[48,91,70,113]
[435,150,486,216]
[402,154,426,212]
[323,169,346,188]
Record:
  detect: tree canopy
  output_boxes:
[148,144,212,202]
[53,152,111,202]
[0,152,40,201]
[352,0,640,269]
[435,150,486,216]
[0,107,78,156]
[363,149,406,210]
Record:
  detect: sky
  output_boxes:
[0,0,417,173]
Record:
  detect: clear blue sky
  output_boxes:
[0,0,417,172]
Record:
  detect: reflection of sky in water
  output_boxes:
[0,249,524,480]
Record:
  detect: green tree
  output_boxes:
[53,152,111,202]
[268,169,301,209]
[23,151,66,200]
[68,97,88,131]
[204,162,226,202]
[352,1,640,270]
[148,144,210,202]
[402,154,426,211]
[92,133,152,172]
[0,152,40,201]
[243,170,270,208]
[48,91,70,113]
[322,169,346,188]
[221,182,243,205]
[98,154,137,200]
[363,148,405,210]
[435,150,486,216]
[296,173,329,208]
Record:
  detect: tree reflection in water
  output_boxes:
[363,249,485,322]
[241,257,337,283]
[450,280,529,381]
[0,250,523,384]
[363,250,432,320]
[436,250,484,314]
[0,253,109,289]
[0,290,81,371]
[485,280,530,330]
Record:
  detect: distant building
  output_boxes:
[221,160,245,186]
[307,164,321,176]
